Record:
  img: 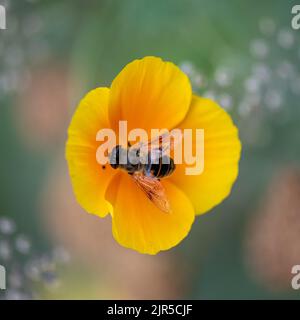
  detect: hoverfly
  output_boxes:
[109,132,181,213]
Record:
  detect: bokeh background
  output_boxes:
[1,0,300,299]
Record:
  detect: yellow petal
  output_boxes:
[170,95,241,215]
[109,56,192,136]
[66,88,116,217]
[106,172,195,255]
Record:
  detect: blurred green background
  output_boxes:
[1,0,300,299]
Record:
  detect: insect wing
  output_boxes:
[138,131,183,163]
[132,173,171,213]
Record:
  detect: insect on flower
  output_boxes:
[66,56,241,254]
[109,132,180,213]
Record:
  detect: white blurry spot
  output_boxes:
[15,235,31,254]
[244,77,261,93]
[238,95,261,117]
[219,93,233,110]
[214,68,233,87]
[4,289,26,300]
[264,90,282,110]
[0,215,66,299]
[250,39,269,58]
[39,255,56,271]
[0,71,19,94]
[180,61,195,77]
[278,29,294,49]
[252,63,271,82]
[4,289,33,300]
[276,61,295,79]
[0,217,16,235]
[53,247,70,264]
[238,100,252,117]
[0,241,11,260]
[25,261,41,281]
[259,17,276,36]
[193,73,205,88]
[203,90,216,100]
[9,272,23,289]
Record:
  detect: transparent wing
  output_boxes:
[136,131,182,163]
[132,172,171,213]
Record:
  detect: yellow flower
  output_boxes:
[66,56,241,255]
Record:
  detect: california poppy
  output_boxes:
[66,56,241,254]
